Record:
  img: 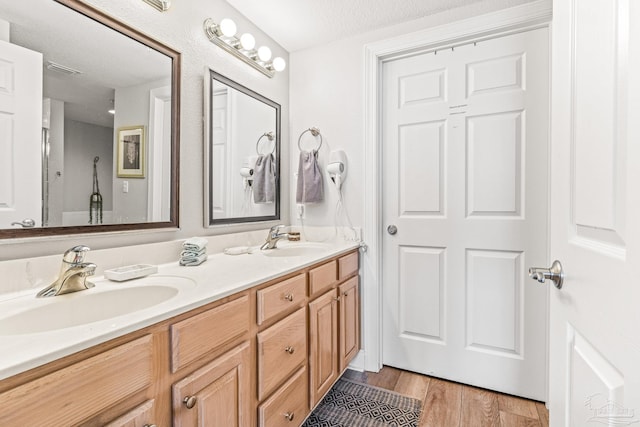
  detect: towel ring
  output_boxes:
[256,132,276,155]
[297,127,322,152]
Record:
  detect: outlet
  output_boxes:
[296,204,305,219]
[122,181,129,193]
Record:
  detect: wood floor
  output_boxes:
[343,366,549,427]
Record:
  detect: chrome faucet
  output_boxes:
[261,225,291,250]
[37,245,96,298]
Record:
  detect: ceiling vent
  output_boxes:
[45,61,83,76]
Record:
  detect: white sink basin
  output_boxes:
[260,242,330,258]
[0,276,195,335]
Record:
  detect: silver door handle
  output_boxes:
[387,225,398,235]
[528,260,564,289]
[11,219,36,228]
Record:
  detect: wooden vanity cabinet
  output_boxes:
[103,399,156,427]
[0,335,158,427]
[309,288,340,408]
[339,276,360,372]
[308,252,360,408]
[0,249,360,427]
[172,342,252,427]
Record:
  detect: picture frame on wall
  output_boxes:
[116,125,145,178]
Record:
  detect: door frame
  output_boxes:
[361,0,552,374]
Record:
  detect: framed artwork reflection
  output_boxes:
[117,125,145,178]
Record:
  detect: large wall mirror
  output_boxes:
[0,0,180,239]
[204,70,280,225]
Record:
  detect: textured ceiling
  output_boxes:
[225,0,488,52]
[0,1,171,127]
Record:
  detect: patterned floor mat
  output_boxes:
[302,377,422,427]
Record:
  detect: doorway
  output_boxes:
[380,28,549,401]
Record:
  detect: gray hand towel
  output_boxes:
[253,153,276,203]
[296,150,324,203]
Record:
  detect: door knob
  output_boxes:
[387,225,398,235]
[528,260,564,289]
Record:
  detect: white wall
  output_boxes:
[47,99,65,227]
[289,0,534,230]
[63,119,114,213]
[1,0,289,260]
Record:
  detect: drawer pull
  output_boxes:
[183,395,197,409]
[285,346,295,354]
[284,412,295,421]
[144,425,157,427]
[284,293,294,302]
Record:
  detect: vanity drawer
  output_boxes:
[104,399,155,427]
[0,335,153,426]
[258,366,308,427]
[257,307,307,400]
[171,294,250,373]
[338,251,359,280]
[257,273,306,326]
[308,260,337,296]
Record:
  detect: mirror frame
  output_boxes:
[204,69,281,226]
[0,0,181,239]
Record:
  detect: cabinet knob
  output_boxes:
[333,297,341,302]
[284,293,294,302]
[183,395,197,409]
[285,346,295,354]
[284,412,295,421]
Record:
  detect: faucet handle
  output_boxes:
[62,245,91,264]
[270,224,285,231]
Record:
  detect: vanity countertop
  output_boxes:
[0,240,360,381]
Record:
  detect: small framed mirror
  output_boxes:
[204,70,280,226]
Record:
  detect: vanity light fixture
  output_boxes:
[142,0,171,12]
[203,18,286,78]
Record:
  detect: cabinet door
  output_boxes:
[173,342,251,427]
[308,289,339,408]
[339,276,360,371]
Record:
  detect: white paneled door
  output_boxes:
[382,28,549,400]
[549,0,640,424]
[0,40,42,229]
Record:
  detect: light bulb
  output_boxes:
[219,18,237,37]
[257,46,272,62]
[240,33,255,50]
[273,57,286,72]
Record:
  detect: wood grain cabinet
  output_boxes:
[308,252,360,408]
[172,342,252,427]
[339,276,360,372]
[0,249,359,427]
[0,335,156,426]
[104,399,156,427]
[309,288,340,408]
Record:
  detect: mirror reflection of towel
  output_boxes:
[296,150,323,203]
[253,153,275,203]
